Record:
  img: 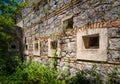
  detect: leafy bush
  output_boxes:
[66,67,103,84]
[1,61,62,84]
[1,55,120,84]
[107,66,120,84]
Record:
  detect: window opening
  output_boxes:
[11,45,16,49]
[25,44,28,50]
[63,17,73,30]
[51,41,58,49]
[83,34,99,49]
[34,43,38,51]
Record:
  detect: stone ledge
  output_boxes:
[76,60,120,66]
[108,28,120,38]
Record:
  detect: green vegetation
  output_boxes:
[66,66,103,84]
[107,66,120,84]
[0,0,26,75]
[66,66,120,84]
[51,49,58,70]
[0,61,62,84]
[0,59,120,84]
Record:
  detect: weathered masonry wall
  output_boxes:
[17,0,120,77]
[7,27,24,59]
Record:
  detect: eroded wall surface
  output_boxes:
[17,0,120,78]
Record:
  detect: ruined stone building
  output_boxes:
[17,0,120,75]
[6,26,23,59]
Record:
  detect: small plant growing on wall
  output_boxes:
[107,66,120,84]
[118,12,120,18]
[66,65,103,84]
[43,7,48,16]
[50,49,58,70]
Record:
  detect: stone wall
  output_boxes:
[17,0,120,78]
[108,27,120,63]
[7,27,24,59]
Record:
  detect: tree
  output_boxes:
[0,0,26,74]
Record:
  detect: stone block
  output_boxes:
[48,17,54,24]
[83,64,93,70]
[50,22,55,29]
[71,37,76,42]
[62,52,66,57]
[70,68,76,76]
[65,39,70,43]
[100,0,113,4]
[73,6,81,15]
[113,0,120,7]
[66,54,70,57]
[89,0,101,7]
[76,63,84,70]
[69,63,76,68]
[80,3,90,10]
[51,5,57,12]
[96,65,108,78]
[95,4,112,12]
[54,19,61,27]
[109,38,120,50]
[108,28,120,38]
[108,50,120,62]
[61,43,66,50]
[59,62,65,67]
[78,12,88,21]
[104,7,120,21]
[50,0,55,6]
[65,9,73,16]
[70,52,76,57]
[57,0,64,8]
[67,42,76,51]
[63,0,71,4]
[74,21,87,29]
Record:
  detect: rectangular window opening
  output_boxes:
[51,41,58,49]
[83,34,99,49]
[25,44,28,50]
[63,17,73,30]
[11,45,16,49]
[34,43,38,51]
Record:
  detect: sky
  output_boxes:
[1,0,22,3]
[0,0,22,14]
[18,0,22,2]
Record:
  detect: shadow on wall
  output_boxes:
[8,26,24,61]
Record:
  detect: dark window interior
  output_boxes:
[25,37,27,43]
[35,43,38,51]
[11,45,16,49]
[51,41,58,49]
[63,17,73,29]
[89,37,99,47]
[25,45,28,50]
[83,34,99,49]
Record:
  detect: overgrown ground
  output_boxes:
[0,56,120,84]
